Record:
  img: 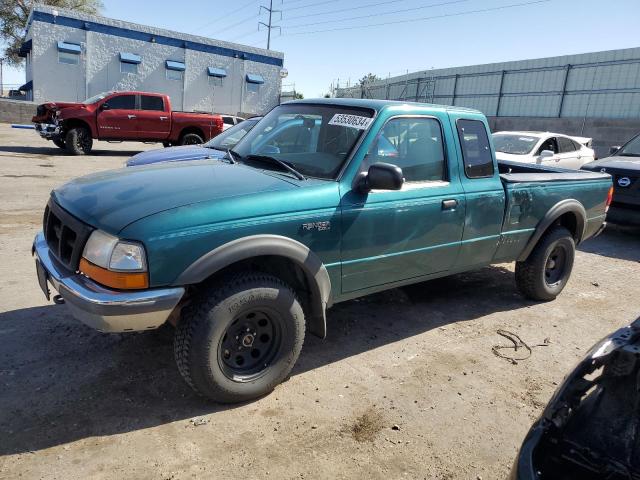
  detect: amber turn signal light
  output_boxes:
[79,258,149,290]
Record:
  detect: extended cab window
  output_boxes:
[141,95,164,111]
[105,95,135,110]
[457,119,494,178]
[367,117,446,182]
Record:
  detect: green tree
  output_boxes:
[1,0,103,66]
[358,73,381,86]
[294,91,303,100]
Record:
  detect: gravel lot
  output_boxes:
[1,123,639,480]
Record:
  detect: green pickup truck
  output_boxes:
[33,99,612,403]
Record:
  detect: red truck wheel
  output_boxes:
[65,127,93,155]
[179,133,204,146]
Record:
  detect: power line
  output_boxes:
[283,0,551,36]
[283,0,470,29]
[191,0,258,34]
[284,0,341,13]
[281,0,410,21]
[212,12,260,36]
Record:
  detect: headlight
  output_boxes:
[80,230,148,289]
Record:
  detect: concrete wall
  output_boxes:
[487,116,640,158]
[0,98,37,124]
[25,5,284,115]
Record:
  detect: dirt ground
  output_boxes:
[0,123,639,480]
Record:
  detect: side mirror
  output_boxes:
[609,146,621,155]
[539,150,554,158]
[357,162,404,193]
[100,103,109,111]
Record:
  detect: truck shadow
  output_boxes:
[578,225,640,263]
[0,265,527,456]
[0,145,146,157]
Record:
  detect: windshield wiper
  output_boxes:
[225,148,238,164]
[244,154,306,180]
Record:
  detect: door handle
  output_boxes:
[128,114,137,119]
[442,199,458,210]
[159,116,168,121]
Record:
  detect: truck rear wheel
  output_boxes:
[515,226,575,301]
[65,127,93,155]
[179,132,204,145]
[174,271,305,403]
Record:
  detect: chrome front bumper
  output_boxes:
[32,232,184,333]
[35,123,61,139]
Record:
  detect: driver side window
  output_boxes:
[537,137,558,155]
[366,117,446,182]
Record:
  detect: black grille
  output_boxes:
[43,199,93,271]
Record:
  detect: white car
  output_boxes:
[492,131,595,169]
[221,115,245,131]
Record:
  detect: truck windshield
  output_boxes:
[492,134,539,155]
[618,135,640,157]
[83,92,112,105]
[232,104,375,179]
[204,117,261,151]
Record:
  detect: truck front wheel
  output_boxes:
[515,226,575,301]
[174,271,305,403]
[65,127,93,155]
[52,137,65,149]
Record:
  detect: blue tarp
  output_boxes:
[166,60,186,71]
[57,41,81,54]
[207,67,227,78]
[119,52,142,64]
[246,73,265,84]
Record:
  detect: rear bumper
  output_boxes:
[607,205,640,226]
[32,232,184,333]
[35,122,61,139]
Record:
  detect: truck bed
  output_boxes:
[493,160,612,263]
[498,160,609,183]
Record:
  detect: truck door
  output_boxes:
[96,94,138,140]
[449,115,506,269]
[136,95,171,140]
[340,114,466,293]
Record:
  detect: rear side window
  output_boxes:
[141,95,164,111]
[558,137,576,153]
[106,95,135,110]
[457,119,494,178]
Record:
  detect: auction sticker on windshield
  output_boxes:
[329,114,373,130]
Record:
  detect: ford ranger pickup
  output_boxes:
[32,91,224,155]
[32,99,612,403]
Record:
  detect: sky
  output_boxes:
[3,0,640,97]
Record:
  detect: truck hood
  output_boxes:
[126,145,226,166]
[33,101,86,122]
[53,160,299,233]
[582,155,640,173]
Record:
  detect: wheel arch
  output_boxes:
[175,235,331,338]
[63,118,94,137]
[518,199,586,262]
[178,126,205,143]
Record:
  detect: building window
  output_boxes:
[246,73,265,93]
[208,67,227,87]
[119,52,141,75]
[121,61,137,74]
[166,69,183,81]
[57,41,81,65]
[166,60,185,82]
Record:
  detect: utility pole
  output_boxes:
[0,58,4,97]
[259,0,281,50]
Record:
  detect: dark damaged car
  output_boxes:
[510,316,640,479]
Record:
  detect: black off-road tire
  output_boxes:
[515,226,575,301]
[179,132,204,146]
[52,137,66,149]
[65,127,93,155]
[174,271,305,403]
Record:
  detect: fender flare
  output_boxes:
[517,199,587,262]
[175,235,331,338]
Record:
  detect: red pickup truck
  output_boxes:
[32,91,224,155]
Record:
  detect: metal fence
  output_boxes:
[335,48,640,119]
